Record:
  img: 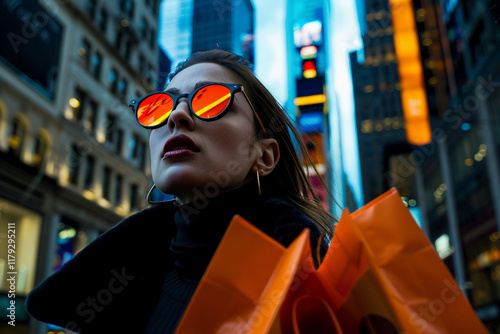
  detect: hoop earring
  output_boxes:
[256,170,263,196]
[147,184,175,205]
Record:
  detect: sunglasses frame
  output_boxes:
[128,82,267,137]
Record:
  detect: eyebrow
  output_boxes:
[164,80,214,95]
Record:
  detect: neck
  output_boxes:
[173,178,255,206]
[170,181,263,280]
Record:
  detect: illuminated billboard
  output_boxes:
[294,20,322,48]
[389,0,432,145]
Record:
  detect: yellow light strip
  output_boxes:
[389,0,431,145]
[195,93,231,117]
[293,94,326,106]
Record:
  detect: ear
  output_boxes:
[253,138,280,176]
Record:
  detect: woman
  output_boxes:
[25,50,335,333]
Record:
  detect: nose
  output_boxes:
[167,96,195,132]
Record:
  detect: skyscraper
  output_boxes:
[416,0,500,330]
[350,1,414,204]
[160,0,255,67]
[353,0,500,329]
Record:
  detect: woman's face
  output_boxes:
[150,63,261,204]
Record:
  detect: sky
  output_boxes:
[251,0,363,206]
[159,0,364,206]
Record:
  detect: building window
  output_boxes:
[53,220,88,272]
[83,155,95,190]
[128,133,138,159]
[127,135,147,168]
[72,88,86,122]
[153,0,159,14]
[120,0,134,18]
[138,140,147,170]
[9,117,26,158]
[138,53,146,74]
[105,113,116,146]
[102,166,112,200]
[99,8,108,32]
[72,88,98,133]
[83,99,98,134]
[80,39,91,69]
[90,52,102,79]
[115,174,123,205]
[149,29,156,48]
[109,69,118,94]
[117,79,127,100]
[115,30,123,52]
[33,131,49,169]
[0,199,42,295]
[87,0,97,19]
[116,128,124,155]
[139,18,147,37]
[68,144,81,185]
[125,39,133,59]
[104,114,124,155]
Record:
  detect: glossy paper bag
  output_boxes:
[175,215,311,334]
[281,188,487,334]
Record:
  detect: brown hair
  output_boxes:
[169,49,336,237]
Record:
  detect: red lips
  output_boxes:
[162,134,200,159]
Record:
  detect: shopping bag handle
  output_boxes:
[292,295,343,334]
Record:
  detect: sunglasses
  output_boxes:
[129,82,267,137]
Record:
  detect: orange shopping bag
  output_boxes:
[176,188,487,333]
[280,188,487,334]
[174,215,314,334]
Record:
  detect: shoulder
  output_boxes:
[25,203,177,332]
[101,202,177,243]
[69,203,177,261]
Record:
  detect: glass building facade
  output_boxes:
[354,0,500,331]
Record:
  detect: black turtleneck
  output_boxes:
[144,182,266,333]
[170,182,263,281]
[143,182,324,334]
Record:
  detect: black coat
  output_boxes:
[25,195,324,333]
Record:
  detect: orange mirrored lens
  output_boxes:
[136,93,173,127]
[192,85,231,118]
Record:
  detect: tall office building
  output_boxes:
[159,0,193,67]
[350,1,416,205]
[0,1,160,333]
[160,0,255,68]
[353,0,500,330]
[416,0,500,330]
[192,0,254,62]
